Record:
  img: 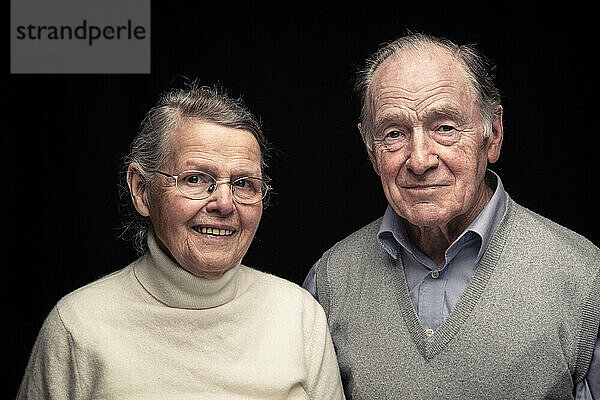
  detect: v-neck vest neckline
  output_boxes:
[391,198,515,359]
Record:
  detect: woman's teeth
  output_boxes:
[195,227,234,236]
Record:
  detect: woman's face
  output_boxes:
[129,120,263,279]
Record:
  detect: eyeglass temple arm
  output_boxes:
[155,170,174,178]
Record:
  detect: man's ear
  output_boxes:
[487,106,503,164]
[127,163,151,217]
[358,123,381,176]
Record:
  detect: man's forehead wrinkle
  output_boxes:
[375,108,413,128]
[374,84,461,122]
[373,78,458,98]
[373,80,461,113]
[413,88,464,114]
[374,87,418,104]
[374,101,465,131]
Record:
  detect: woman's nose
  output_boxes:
[205,182,235,215]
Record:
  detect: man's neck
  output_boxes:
[404,182,494,265]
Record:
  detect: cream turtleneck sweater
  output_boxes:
[17,234,345,399]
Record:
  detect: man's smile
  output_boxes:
[401,184,450,190]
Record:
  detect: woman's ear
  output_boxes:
[127,163,151,217]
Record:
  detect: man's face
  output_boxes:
[131,120,263,279]
[365,45,502,235]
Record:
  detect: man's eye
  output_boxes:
[437,125,455,133]
[386,130,404,139]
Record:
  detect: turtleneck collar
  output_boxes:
[133,232,241,309]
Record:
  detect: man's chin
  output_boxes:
[396,203,450,227]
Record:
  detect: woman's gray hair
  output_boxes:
[121,82,269,254]
[356,32,502,150]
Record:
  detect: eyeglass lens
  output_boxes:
[177,171,265,203]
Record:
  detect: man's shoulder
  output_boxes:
[324,217,383,256]
[317,217,386,276]
[510,199,599,259]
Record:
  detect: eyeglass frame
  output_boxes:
[154,170,272,205]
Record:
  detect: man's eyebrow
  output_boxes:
[374,111,412,130]
[421,105,468,125]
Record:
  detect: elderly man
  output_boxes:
[303,33,599,398]
[18,83,345,399]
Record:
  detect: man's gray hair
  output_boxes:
[355,32,502,150]
[121,82,268,254]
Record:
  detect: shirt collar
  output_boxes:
[377,170,507,263]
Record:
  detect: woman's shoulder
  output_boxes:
[54,262,139,326]
[239,265,320,307]
[238,265,328,332]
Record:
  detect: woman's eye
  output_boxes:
[234,178,259,192]
[184,174,209,185]
[232,179,248,189]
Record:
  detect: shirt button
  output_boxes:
[431,271,440,279]
[425,329,434,336]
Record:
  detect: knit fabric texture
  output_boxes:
[18,234,345,399]
[317,196,600,399]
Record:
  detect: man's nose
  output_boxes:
[205,182,235,215]
[405,131,439,175]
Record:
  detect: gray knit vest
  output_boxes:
[317,197,600,399]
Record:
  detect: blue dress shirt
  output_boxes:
[303,171,599,398]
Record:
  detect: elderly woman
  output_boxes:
[17,84,345,399]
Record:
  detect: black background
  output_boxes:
[6,3,598,396]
